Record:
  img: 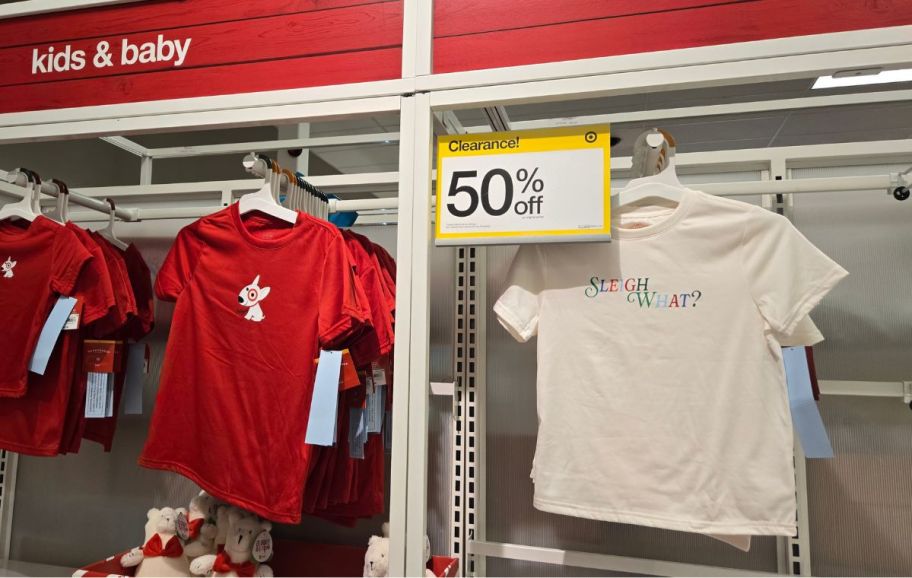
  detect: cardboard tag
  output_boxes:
[252,531,273,563]
[175,512,190,541]
[339,350,361,391]
[28,296,77,375]
[123,343,146,415]
[783,347,834,458]
[85,372,110,418]
[366,385,385,434]
[83,340,124,373]
[305,350,343,446]
[371,361,387,386]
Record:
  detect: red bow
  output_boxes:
[142,534,183,558]
[187,517,205,541]
[212,550,256,577]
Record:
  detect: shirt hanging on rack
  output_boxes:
[0,221,112,456]
[494,189,848,535]
[140,205,371,524]
[0,216,91,398]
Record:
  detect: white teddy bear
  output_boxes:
[184,491,220,559]
[121,507,191,577]
[190,508,273,577]
[363,523,434,578]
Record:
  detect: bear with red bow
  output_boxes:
[121,507,191,577]
[190,507,274,577]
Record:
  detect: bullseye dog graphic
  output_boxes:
[238,275,270,322]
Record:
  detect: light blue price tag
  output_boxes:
[305,350,342,446]
[366,385,385,433]
[85,372,110,418]
[28,296,77,375]
[783,347,834,459]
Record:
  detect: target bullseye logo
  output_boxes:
[585,131,598,143]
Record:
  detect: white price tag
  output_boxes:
[252,530,273,562]
[85,372,109,418]
[436,125,611,246]
[371,361,387,386]
[175,511,190,541]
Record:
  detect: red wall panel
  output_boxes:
[0,0,402,114]
[434,0,912,73]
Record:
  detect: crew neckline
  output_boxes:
[0,215,51,241]
[231,203,302,248]
[612,188,696,240]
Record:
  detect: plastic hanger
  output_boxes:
[98,198,129,250]
[614,129,689,207]
[238,153,297,224]
[0,168,40,222]
[44,179,70,224]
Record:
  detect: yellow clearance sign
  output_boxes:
[435,124,612,246]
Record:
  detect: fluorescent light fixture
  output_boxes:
[813,67,912,89]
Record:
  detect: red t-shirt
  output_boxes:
[343,232,393,367]
[140,205,370,523]
[0,217,91,397]
[83,242,154,452]
[0,223,114,455]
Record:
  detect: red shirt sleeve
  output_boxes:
[155,221,206,301]
[318,231,371,349]
[50,226,92,296]
[68,226,116,326]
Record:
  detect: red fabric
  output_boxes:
[120,243,155,340]
[187,516,205,541]
[0,217,91,398]
[0,223,113,455]
[140,206,370,523]
[212,551,256,577]
[806,346,820,401]
[342,231,393,367]
[142,534,183,558]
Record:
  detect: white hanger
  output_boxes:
[0,168,40,222]
[44,180,70,224]
[614,129,689,207]
[98,198,129,250]
[238,154,297,224]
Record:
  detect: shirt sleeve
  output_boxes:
[493,245,546,343]
[775,315,824,347]
[75,238,117,325]
[319,232,372,349]
[51,226,93,296]
[740,210,848,336]
[155,221,205,301]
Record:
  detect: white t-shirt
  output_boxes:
[493,189,847,535]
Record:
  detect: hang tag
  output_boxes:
[384,409,393,452]
[123,343,146,415]
[252,531,273,563]
[349,407,367,459]
[783,347,834,458]
[83,340,124,373]
[85,372,110,418]
[364,372,375,395]
[366,385,385,434]
[305,350,343,446]
[339,349,361,391]
[175,512,190,541]
[371,361,387,386]
[63,310,80,331]
[28,296,77,375]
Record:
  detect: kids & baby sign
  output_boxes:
[31,34,191,74]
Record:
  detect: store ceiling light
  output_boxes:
[813,67,912,89]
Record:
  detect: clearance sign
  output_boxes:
[435,125,611,246]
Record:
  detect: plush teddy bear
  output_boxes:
[183,491,220,558]
[121,507,191,577]
[190,509,273,577]
[363,524,434,578]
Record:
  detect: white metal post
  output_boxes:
[404,90,434,577]
[389,96,419,578]
[0,451,18,560]
[401,0,433,78]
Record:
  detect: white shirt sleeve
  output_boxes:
[493,245,545,342]
[740,210,848,335]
